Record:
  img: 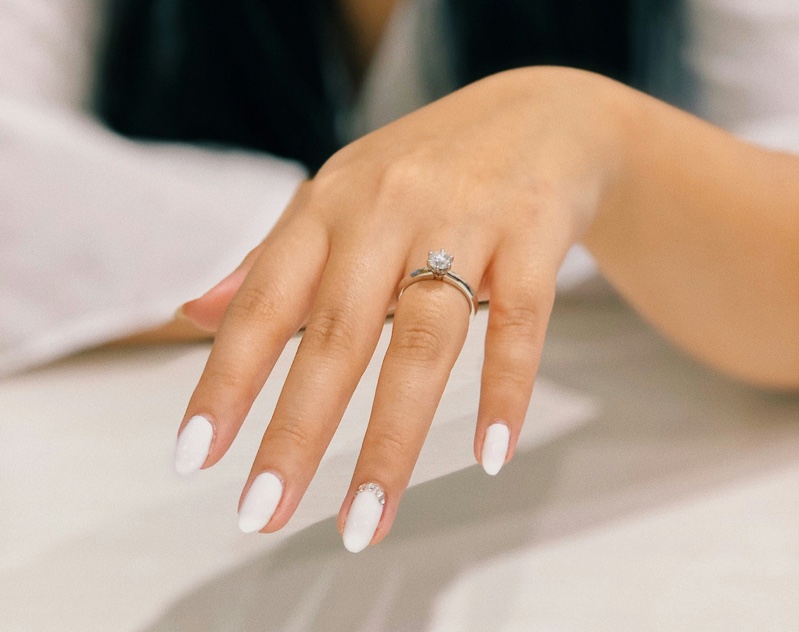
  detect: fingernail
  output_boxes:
[238,472,283,533]
[481,422,510,476]
[342,483,386,553]
[200,266,246,301]
[174,415,214,475]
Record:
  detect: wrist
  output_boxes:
[580,76,652,254]
[503,66,637,242]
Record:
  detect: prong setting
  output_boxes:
[427,249,454,277]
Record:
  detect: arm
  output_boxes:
[585,85,799,390]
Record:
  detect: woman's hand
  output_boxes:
[175,67,627,551]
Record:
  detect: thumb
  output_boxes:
[179,242,265,332]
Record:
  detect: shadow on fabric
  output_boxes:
[141,299,799,632]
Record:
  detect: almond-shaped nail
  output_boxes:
[174,415,214,475]
[342,483,386,553]
[481,422,510,476]
[238,472,283,533]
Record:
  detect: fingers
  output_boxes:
[237,234,405,533]
[180,203,559,553]
[180,241,266,332]
[475,235,559,475]
[338,247,485,552]
[181,180,312,333]
[175,217,329,474]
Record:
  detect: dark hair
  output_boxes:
[97,0,634,173]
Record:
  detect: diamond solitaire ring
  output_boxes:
[396,249,479,318]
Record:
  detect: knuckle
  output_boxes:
[302,305,360,358]
[201,359,252,394]
[509,174,562,217]
[382,154,425,188]
[390,318,450,365]
[317,142,360,175]
[484,301,548,382]
[375,154,429,210]
[490,303,543,339]
[307,169,342,206]
[522,177,560,207]
[227,284,283,328]
[369,429,410,462]
[484,365,533,393]
[269,420,313,452]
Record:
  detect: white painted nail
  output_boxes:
[482,422,510,476]
[343,483,386,553]
[174,415,214,475]
[238,472,283,533]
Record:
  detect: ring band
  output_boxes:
[396,249,479,318]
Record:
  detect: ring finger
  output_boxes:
[337,242,488,552]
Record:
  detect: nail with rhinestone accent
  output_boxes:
[174,415,214,475]
[343,483,386,553]
[481,422,510,476]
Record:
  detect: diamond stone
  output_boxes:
[427,249,453,275]
[358,482,386,505]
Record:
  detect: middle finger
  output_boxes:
[338,243,487,552]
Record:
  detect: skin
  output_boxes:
[167,67,798,550]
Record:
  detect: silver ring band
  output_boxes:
[396,250,478,318]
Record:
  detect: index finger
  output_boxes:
[174,216,329,474]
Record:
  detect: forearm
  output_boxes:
[584,84,799,389]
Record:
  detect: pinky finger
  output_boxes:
[181,181,313,332]
[475,240,558,475]
[180,241,266,332]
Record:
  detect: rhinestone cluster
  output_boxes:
[427,249,454,276]
[357,482,386,505]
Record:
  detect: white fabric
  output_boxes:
[0,0,308,376]
[0,0,103,110]
[0,100,307,375]
[685,0,799,153]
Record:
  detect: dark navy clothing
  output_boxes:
[98,0,649,173]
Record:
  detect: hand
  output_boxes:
[175,67,626,551]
